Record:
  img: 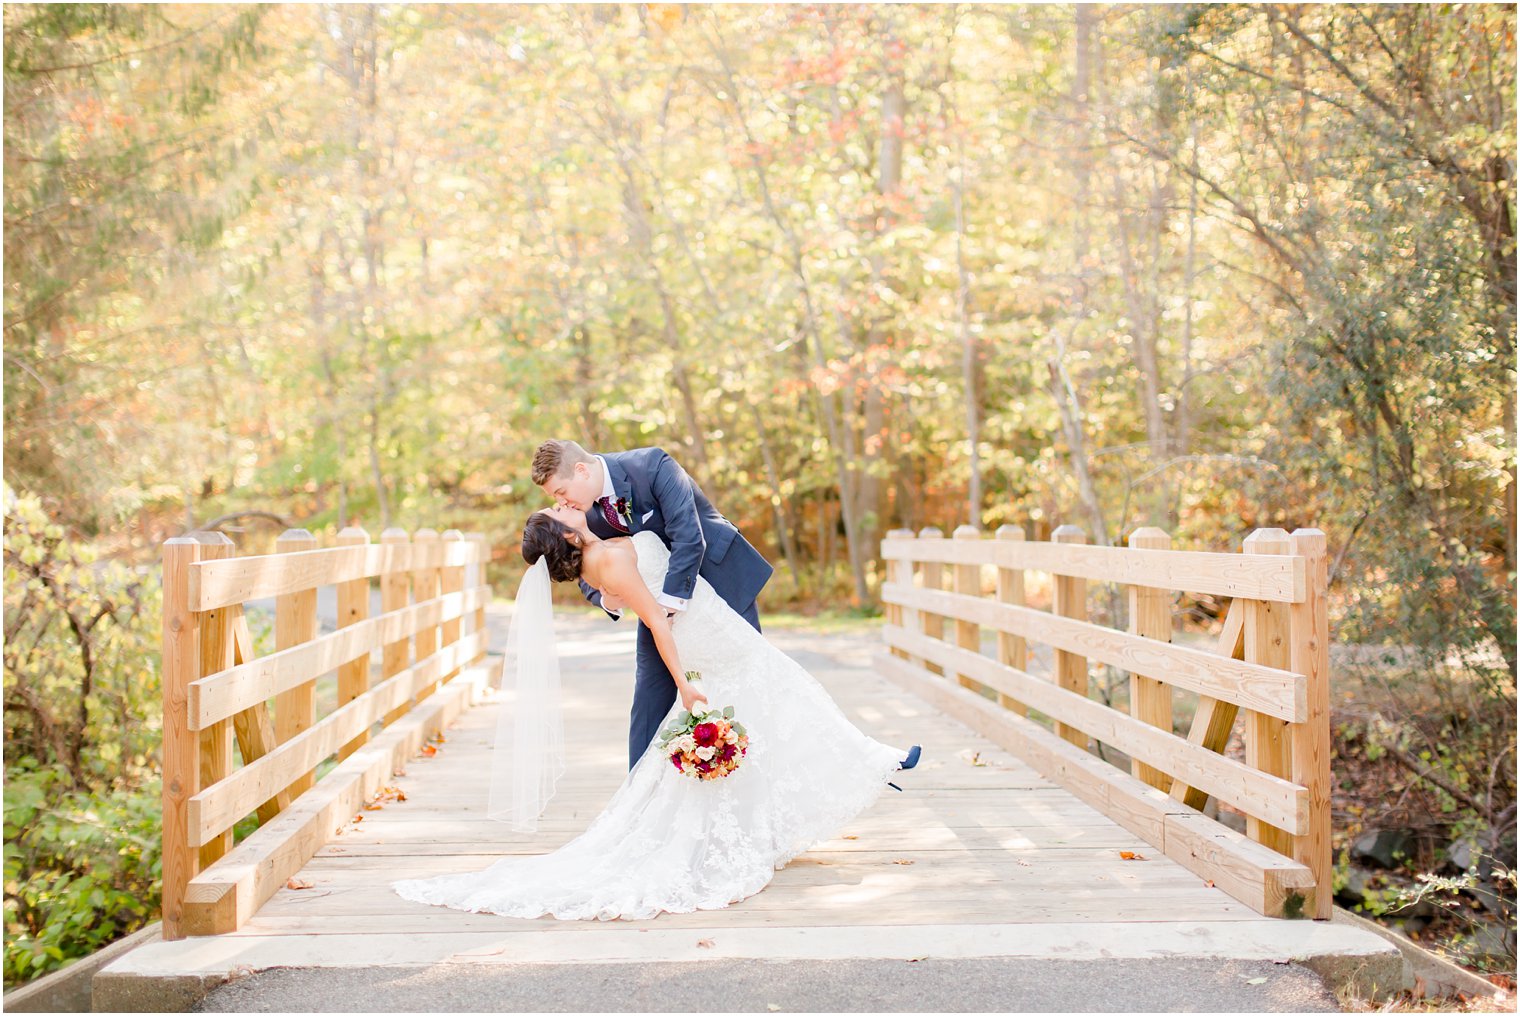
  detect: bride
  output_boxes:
[391,506,920,921]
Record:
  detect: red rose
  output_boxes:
[693,722,719,747]
[719,744,736,762]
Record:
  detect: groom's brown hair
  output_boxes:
[531,439,595,486]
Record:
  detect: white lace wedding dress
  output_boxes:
[392,530,906,921]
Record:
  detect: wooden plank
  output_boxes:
[274,529,320,800]
[189,629,487,846]
[189,586,489,728]
[195,534,237,868]
[1243,529,1294,856]
[1127,527,1173,791]
[878,584,1303,721]
[1289,528,1333,919]
[181,665,490,936]
[994,525,1028,716]
[880,536,1306,603]
[952,525,982,692]
[336,526,372,763]
[190,539,487,612]
[918,527,945,677]
[465,534,490,665]
[1051,525,1089,750]
[228,614,289,824]
[160,536,202,941]
[879,629,1308,834]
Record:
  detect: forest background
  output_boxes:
[3,2,1515,992]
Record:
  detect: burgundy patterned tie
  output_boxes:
[599,497,629,533]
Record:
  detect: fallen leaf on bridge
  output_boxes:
[697,938,715,949]
[1119,851,1147,861]
[1016,859,1032,867]
[842,835,858,840]
[421,744,438,757]
[285,877,313,890]
[893,859,915,865]
[1205,879,1216,888]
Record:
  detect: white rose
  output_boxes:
[675,734,697,753]
[724,729,738,745]
[695,745,717,761]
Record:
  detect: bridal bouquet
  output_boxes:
[659,674,749,780]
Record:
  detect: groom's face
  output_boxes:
[540,461,600,513]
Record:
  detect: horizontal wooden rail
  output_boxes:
[188,585,489,728]
[186,628,487,847]
[880,583,1305,721]
[884,625,1308,833]
[880,536,1306,603]
[191,540,485,612]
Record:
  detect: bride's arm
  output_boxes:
[597,552,708,712]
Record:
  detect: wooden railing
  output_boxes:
[877,523,1331,919]
[160,526,494,939]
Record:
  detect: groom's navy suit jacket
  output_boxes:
[579,447,773,768]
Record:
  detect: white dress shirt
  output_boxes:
[595,455,687,615]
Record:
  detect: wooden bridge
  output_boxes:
[95,521,1400,1010]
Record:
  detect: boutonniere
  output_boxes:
[614,496,633,527]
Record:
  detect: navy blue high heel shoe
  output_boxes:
[887,745,923,791]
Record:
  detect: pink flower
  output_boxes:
[719,744,736,762]
[693,722,720,747]
[671,754,684,770]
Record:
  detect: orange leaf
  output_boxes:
[364,803,383,811]
[286,877,313,890]
[1205,879,1216,888]
[842,835,858,840]
[1119,851,1147,861]
[421,744,438,757]
[892,859,915,865]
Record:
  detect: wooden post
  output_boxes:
[381,528,412,727]
[994,524,1029,716]
[439,530,465,688]
[918,527,944,676]
[336,526,371,762]
[1051,524,1089,749]
[273,528,319,798]
[464,533,487,658]
[1290,528,1332,919]
[1127,527,1173,790]
[194,533,236,867]
[952,525,982,692]
[884,529,915,661]
[1242,529,1294,854]
[161,536,202,941]
[412,529,441,702]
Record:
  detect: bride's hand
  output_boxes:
[680,683,709,714]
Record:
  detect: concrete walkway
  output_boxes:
[96,610,1399,1012]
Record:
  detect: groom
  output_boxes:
[532,440,774,769]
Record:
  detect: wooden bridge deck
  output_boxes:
[231,612,1258,941]
[98,608,1397,1006]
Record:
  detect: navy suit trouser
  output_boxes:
[628,601,761,770]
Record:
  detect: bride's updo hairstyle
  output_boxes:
[522,512,583,583]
